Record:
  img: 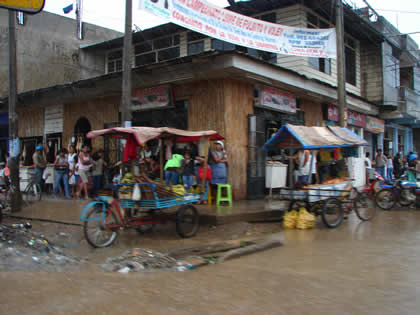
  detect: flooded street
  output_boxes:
[1,209,420,314]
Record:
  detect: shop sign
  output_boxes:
[259,86,297,114]
[131,85,172,111]
[0,0,44,14]
[347,110,366,127]
[44,104,63,134]
[138,0,337,58]
[366,116,385,133]
[327,105,366,127]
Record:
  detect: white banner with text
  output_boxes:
[138,0,337,58]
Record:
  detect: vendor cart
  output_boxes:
[80,126,223,247]
[263,124,376,228]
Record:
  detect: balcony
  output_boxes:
[400,87,420,119]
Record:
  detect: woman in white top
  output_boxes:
[68,146,77,186]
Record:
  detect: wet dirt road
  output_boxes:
[1,210,420,315]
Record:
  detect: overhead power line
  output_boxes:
[375,9,420,15]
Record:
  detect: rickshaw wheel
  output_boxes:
[83,204,119,248]
[176,205,199,238]
[321,198,344,228]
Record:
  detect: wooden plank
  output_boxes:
[17,107,44,137]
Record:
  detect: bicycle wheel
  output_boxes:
[398,188,416,207]
[354,191,376,221]
[176,205,199,238]
[321,198,344,228]
[375,188,396,210]
[83,204,119,248]
[23,184,41,206]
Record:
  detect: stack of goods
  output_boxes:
[296,207,316,230]
[283,210,298,229]
[119,172,135,199]
[283,207,315,230]
[168,184,186,196]
[134,174,183,200]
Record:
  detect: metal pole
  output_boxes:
[8,10,22,212]
[336,0,347,127]
[121,0,133,126]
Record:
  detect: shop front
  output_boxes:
[365,116,385,156]
[249,85,303,198]
[326,104,367,157]
[130,85,187,130]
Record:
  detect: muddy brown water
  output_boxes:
[1,204,420,314]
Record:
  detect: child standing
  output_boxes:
[181,152,195,191]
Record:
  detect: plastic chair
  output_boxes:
[216,184,232,206]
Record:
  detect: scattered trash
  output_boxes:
[0,223,79,271]
[101,248,195,273]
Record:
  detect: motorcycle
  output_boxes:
[375,177,419,210]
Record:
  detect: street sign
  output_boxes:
[0,0,45,14]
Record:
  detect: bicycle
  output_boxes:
[21,172,42,206]
[288,185,377,227]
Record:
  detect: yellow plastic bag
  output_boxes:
[283,210,298,229]
[296,207,315,230]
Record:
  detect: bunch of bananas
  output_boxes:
[283,210,298,229]
[296,207,315,230]
[119,172,135,199]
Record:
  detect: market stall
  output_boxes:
[80,126,224,247]
[263,124,373,228]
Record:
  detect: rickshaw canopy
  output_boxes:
[87,127,224,146]
[263,124,367,150]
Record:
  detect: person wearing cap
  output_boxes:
[210,141,228,185]
[32,144,47,187]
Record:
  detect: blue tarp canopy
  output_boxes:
[263,124,367,150]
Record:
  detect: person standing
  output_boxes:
[375,149,387,179]
[76,145,92,200]
[92,150,107,196]
[164,151,183,186]
[407,154,418,182]
[393,153,401,178]
[53,149,70,198]
[311,151,318,184]
[287,150,311,184]
[68,146,77,195]
[210,141,228,185]
[181,152,195,191]
[32,144,47,188]
[386,153,394,182]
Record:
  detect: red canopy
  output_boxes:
[87,127,224,146]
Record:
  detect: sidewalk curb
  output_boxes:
[216,239,283,263]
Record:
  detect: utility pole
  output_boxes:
[336,0,347,127]
[120,0,133,126]
[8,10,22,212]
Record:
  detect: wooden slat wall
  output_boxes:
[17,107,44,137]
[276,5,306,72]
[360,42,383,103]
[300,100,323,127]
[62,96,119,152]
[176,80,226,136]
[222,79,254,200]
[176,79,254,200]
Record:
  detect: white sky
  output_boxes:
[43,0,420,46]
